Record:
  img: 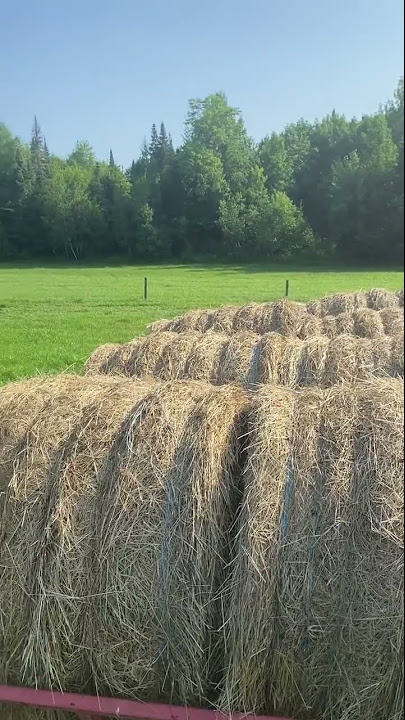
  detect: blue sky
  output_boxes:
[1,0,403,167]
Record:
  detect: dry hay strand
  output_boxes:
[216,332,258,385]
[306,292,367,317]
[206,305,239,334]
[222,379,404,720]
[367,287,399,311]
[380,306,404,335]
[154,332,203,380]
[88,381,249,705]
[183,332,228,381]
[0,376,154,695]
[84,343,123,375]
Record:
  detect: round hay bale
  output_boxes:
[307,292,367,317]
[248,332,290,384]
[184,332,227,381]
[263,299,306,336]
[367,288,399,311]
[232,303,264,333]
[147,318,171,334]
[0,376,154,692]
[222,379,404,720]
[380,306,404,335]
[216,332,258,385]
[167,309,211,333]
[84,343,122,375]
[352,308,385,338]
[0,377,249,708]
[88,382,248,704]
[321,311,355,338]
[207,305,239,333]
[155,332,202,380]
[127,331,175,377]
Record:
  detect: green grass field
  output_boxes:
[0,262,403,384]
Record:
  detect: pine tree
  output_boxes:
[109,149,115,167]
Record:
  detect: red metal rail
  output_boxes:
[0,685,294,720]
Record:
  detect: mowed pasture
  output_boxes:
[0,262,403,383]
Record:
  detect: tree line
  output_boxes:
[0,78,403,263]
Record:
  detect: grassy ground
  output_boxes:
[0,262,403,384]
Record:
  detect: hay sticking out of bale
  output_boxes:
[88,381,248,704]
[0,376,154,693]
[222,379,404,720]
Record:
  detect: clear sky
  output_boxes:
[1,0,404,167]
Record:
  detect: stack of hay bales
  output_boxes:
[85,330,404,386]
[0,287,404,720]
[148,289,403,336]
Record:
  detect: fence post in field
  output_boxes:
[285,279,290,297]
[144,277,148,302]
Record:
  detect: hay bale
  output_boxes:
[0,377,248,709]
[155,332,203,380]
[207,305,239,333]
[84,343,123,375]
[184,332,228,381]
[232,303,263,333]
[380,306,404,335]
[216,332,258,385]
[222,379,404,720]
[367,287,399,311]
[88,382,248,704]
[126,332,174,377]
[352,308,386,338]
[166,309,211,333]
[147,318,171,334]
[0,376,154,694]
[307,292,367,317]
